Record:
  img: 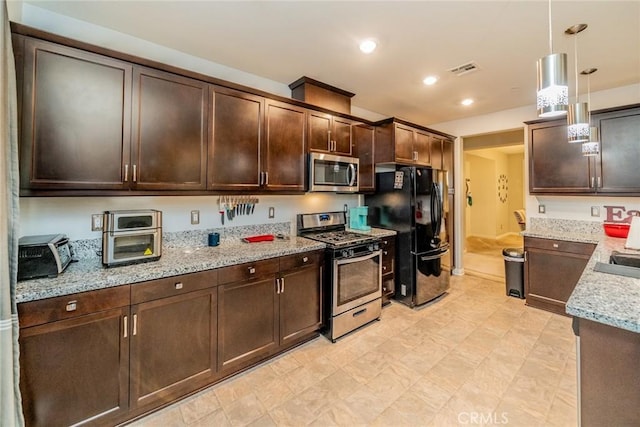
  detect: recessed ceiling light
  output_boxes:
[423,76,438,86]
[359,39,377,54]
[461,98,474,106]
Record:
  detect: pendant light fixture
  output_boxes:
[537,0,568,117]
[566,24,590,143]
[580,68,600,156]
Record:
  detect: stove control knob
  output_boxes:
[348,249,354,257]
[341,250,349,258]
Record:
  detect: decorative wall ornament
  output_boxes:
[498,174,508,203]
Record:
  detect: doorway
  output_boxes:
[462,129,525,281]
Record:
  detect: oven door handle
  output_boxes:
[335,250,381,266]
[419,249,449,261]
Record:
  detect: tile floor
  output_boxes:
[464,234,524,281]
[130,274,577,427]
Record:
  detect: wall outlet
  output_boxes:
[401,284,407,296]
[268,207,275,219]
[190,210,200,225]
[538,204,546,214]
[591,206,600,217]
[91,214,103,231]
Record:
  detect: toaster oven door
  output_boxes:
[104,229,161,265]
[105,210,161,232]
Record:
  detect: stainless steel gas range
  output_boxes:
[297,211,382,342]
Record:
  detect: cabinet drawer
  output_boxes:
[131,269,218,304]
[279,250,322,271]
[18,285,130,328]
[525,237,595,255]
[218,258,280,284]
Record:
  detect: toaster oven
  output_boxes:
[102,210,162,266]
[18,234,72,280]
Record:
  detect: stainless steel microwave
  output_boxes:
[102,210,162,267]
[308,152,359,193]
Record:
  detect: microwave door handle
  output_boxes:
[348,163,356,186]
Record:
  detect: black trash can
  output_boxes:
[503,248,525,299]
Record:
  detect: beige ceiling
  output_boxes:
[17,1,640,125]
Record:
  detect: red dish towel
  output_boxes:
[242,234,275,243]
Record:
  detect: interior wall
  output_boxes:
[507,153,525,233]
[464,153,496,239]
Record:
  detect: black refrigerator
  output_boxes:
[366,166,450,307]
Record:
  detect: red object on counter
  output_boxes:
[242,234,275,243]
[603,222,630,238]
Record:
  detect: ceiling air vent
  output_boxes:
[448,61,479,76]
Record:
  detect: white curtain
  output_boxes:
[0,0,24,425]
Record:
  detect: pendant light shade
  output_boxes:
[568,102,590,143]
[537,53,569,117]
[537,0,568,117]
[582,127,600,156]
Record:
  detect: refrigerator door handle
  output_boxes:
[420,249,449,261]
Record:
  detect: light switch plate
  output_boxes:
[268,207,275,219]
[190,210,200,225]
[538,204,546,214]
[591,206,600,217]
[91,214,103,231]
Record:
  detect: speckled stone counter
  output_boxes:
[522,218,640,333]
[16,224,396,304]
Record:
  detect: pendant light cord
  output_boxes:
[548,0,553,54]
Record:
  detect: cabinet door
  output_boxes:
[394,124,415,163]
[19,38,131,191]
[596,108,640,193]
[429,136,444,170]
[19,307,129,427]
[380,236,396,302]
[525,247,591,316]
[414,129,432,166]
[130,288,217,412]
[332,117,354,155]
[279,264,322,347]
[353,123,375,192]
[307,111,332,153]
[132,67,208,190]
[528,120,593,193]
[209,86,263,190]
[263,100,306,191]
[217,276,278,374]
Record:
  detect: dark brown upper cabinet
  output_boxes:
[208,88,306,192]
[527,104,640,195]
[17,37,133,192]
[307,110,354,156]
[131,67,208,190]
[353,123,376,192]
[374,119,448,167]
[208,86,263,191]
[594,105,640,194]
[263,100,307,192]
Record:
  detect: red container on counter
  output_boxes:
[603,222,630,238]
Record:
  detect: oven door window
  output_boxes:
[113,233,157,259]
[334,252,381,314]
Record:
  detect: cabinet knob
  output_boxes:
[302,256,309,263]
[65,300,77,312]
[553,243,559,248]
[248,267,256,274]
[383,251,388,255]
[175,282,183,290]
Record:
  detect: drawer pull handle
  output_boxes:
[302,256,309,263]
[553,243,559,248]
[353,308,367,317]
[248,267,256,274]
[175,282,183,290]
[65,301,77,312]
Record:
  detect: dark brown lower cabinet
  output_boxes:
[380,236,396,304]
[576,318,640,426]
[130,288,217,413]
[18,251,322,426]
[524,237,595,315]
[19,306,129,427]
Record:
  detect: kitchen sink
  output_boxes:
[594,251,640,279]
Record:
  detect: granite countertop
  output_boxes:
[522,219,640,333]
[16,226,397,304]
[17,236,325,304]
